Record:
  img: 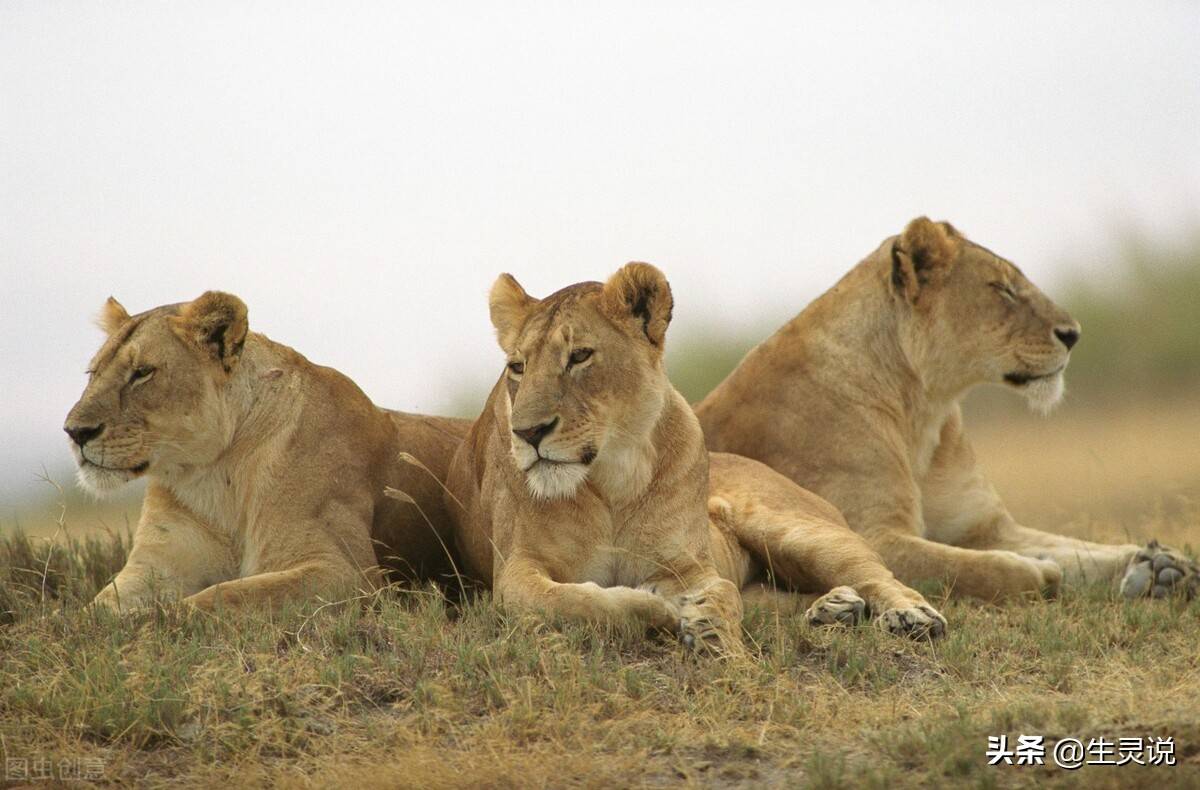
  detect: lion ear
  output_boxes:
[891,217,960,302]
[171,291,249,372]
[95,296,131,334]
[489,273,535,353]
[600,262,673,348]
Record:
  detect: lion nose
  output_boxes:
[1054,326,1080,350]
[513,418,558,450]
[64,422,105,448]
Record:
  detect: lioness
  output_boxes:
[446,263,945,649]
[697,217,1197,602]
[64,292,469,611]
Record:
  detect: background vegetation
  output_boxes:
[1057,228,1200,399]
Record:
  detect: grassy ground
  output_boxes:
[2,399,1198,787]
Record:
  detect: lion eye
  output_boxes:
[507,361,525,376]
[567,348,594,367]
[989,282,1018,302]
[130,365,156,384]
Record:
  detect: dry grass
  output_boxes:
[2,400,1198,787]
[968,394,1200,549]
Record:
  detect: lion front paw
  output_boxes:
[805,586,866,628]
[89,582,150,615]
[675,593,738,655]
[1030,556,1064,598]
[1120,540,1199,600]
[876,604,947,640]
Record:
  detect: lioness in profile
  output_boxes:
[697,217,1197,602]
[65,292,468,612]
[446,263,945,651]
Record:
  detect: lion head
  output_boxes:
[64,292,249,494]
[891,217,1081,413]
[487,262,675,500]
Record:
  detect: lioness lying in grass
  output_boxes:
[697,217,1198,602]
[445,263,946,652]
[64,292,468,612]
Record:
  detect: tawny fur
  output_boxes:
[447,264,944,649]
[696,218,1163,602]
[65,293,469,612]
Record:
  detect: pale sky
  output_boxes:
[2,2,1198,502]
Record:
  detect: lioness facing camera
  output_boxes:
[697,217,1197,602]
[446,263,945,651]
[65,292,468,612]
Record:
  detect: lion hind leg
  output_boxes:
[715,495,947,639]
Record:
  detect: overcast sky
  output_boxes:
[2,2,1198,502]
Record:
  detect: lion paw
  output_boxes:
[1030,556,1064,598]
[679,615,726,653]
[1120,540,1199,601]
[876,604,947,640]
[675,593,736,655]
[805,586,867,628]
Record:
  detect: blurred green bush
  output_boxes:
[1059,228,1200,398]
[667,326,765,406]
